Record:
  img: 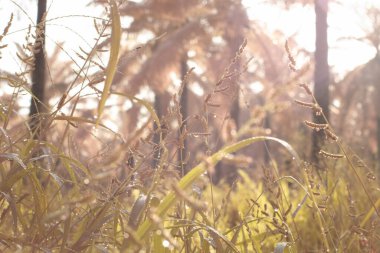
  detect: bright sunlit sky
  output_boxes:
[0,0,379,79]
[243,0,379,77]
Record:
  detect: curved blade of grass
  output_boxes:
[1,192,24,234]
[0,140,39,191]
[43,141,91,177]
[360,197,380,227]
[29,170,47,218]
[164,219,239,252]
[0,153,26,170]
[207,225,238,253]
[199,232,211,253]
[136,136,300,240]
[96,0,121,126]
[71,202,113,250]
[128,194,148,229]
[60,156,79,190]
[1,164,36,192]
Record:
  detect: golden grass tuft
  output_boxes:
[0,3,378,253]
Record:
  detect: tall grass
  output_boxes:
[0,2,379,253]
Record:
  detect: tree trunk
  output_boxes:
[29,0,47,138]
[153,92,164,169]
[179,56,188,175]
[312,0,330,163]
[230,86,240,130]
[376,54,380,174]
[213,37,244,184]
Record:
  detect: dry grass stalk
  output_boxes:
[0,13,13,42]
[304,120,328,131]
[318,150,344,159]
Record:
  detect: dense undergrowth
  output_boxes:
[0,1,379,252]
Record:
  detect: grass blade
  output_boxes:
[96,0,121,126]
[136,136,300,240]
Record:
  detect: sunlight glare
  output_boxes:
[332,99,341,108]
[190,82,204,97]
[249,81,264,94]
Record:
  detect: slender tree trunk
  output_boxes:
[377,117,380,170]
[153,92,163,169]
[264,108,271,164]
[212,37,243,184]
[312,0,329,163]
[29,0,47,138]
[230,87,240,130]
[179,56,188,175]
[375,53,380,175]
[229,39,242,131]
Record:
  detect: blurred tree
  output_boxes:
[311,0,330,164]
[332,6,380,169]
[91,0,306,181]
[93,0,250,169]
[29,0,47,138]
[178,55,189,174]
